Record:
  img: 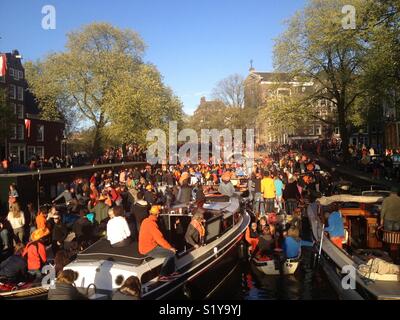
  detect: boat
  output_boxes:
[307,194,400,300]
[60,193,251,300]
[252,254,301,275]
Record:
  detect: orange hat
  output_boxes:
[149,205,161,215]
[99,194,107,201]
[146,184,153,191]
[31,228,50,242]
[221,172,231,182]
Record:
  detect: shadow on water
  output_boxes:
[210,217,338,300]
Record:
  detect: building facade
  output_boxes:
[0,50,65,164]
[244,68,337,146]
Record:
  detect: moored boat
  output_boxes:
[61,193,250,300]
[307,194,400,300]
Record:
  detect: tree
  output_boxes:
[104,63,183,145]
[188,99,228,132]
[25,22,151,156]
[212,74,245,108]
[274,0,370,159]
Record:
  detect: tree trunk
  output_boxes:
[337,104,350,162]
[92,125,103,158]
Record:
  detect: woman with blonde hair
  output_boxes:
[7,203,25,244]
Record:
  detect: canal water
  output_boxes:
[211,217,339,300]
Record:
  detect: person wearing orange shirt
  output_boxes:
[139,206,178,282]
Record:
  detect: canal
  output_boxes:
[210,217,339,300]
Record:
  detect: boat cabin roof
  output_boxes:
[318,195,383,206]
[77,239,147,266]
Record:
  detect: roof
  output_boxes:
[77,238,148,266]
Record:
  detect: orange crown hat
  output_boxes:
[221,171,231,182]
[149,205,161,215]
[31,228,50,242]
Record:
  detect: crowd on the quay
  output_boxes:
[0,143,147,173]
[300,139,400,182]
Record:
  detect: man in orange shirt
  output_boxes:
[139,205,178,281]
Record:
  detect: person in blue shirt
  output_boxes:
[282,229,301,259]
[274,176,284,211]
[324,207,345,249]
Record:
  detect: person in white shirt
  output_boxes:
[7,203,25,244]
[107,206,132,248]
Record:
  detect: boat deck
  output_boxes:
[77,239,148,265]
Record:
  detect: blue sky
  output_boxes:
[0,0,306,115]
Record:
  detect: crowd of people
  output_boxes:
[1,140,399,300]
[0,143,147,174]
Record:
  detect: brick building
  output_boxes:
[0,50,66,164]
[244,67,338,146]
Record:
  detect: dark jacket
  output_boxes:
[283,182,300,200]
[185,224,201,247]
[72,217,93,239]
[130,201,150,231]
[48,283,87,300]
[52,223,68,243]
[176,186,192,204]
[0,255,27,282]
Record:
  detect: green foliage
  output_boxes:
[25,22,182,156]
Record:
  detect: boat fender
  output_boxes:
[183,283,192,299]
[238,242,247,260]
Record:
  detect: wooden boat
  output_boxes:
[307,195,400,300]
[60,193,250,300]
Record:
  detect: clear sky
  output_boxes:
[0,0,306,115]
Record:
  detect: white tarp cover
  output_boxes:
[317,195,383,206]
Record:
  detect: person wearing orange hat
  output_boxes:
[139,205,178,282]
[22,229,49,278]
[218,171,235,197]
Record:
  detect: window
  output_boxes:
[309,125,315,135]
[315,125,322,135]
[10,125,17,140]
[37,125,44,142]
[9,68,14,77]
[14,69,19,80]
[17,124,24,140]
[36,146,44,158]
[17,104,24,119]
[11,103,17,115]
[27,146,35,160]
[335,127,340,135]
[17,87,24,101]
[18,70,23,80]
[10,84,16,99]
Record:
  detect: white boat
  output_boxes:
[253,254,301,275]
[60,194,251,300]
[307,195,400,300]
